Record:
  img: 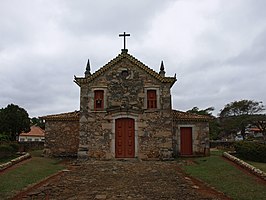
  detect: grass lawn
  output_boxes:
[0,150,65,199]
[244,160,266,173]
[182,150,266,200]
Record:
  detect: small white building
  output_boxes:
[19,125,45,142]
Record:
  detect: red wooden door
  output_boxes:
[115,118,135,158]
[180,127,193,155]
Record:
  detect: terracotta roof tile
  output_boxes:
[20,125,45,137]
[41,110,210,122]
[173,110,211,122]
[40,111,79,121]
[74,51,176,86]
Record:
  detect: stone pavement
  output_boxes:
[19,160,227,200]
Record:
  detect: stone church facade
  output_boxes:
[42,49,210,160]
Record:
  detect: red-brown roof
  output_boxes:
[20,125,45,137]
[173,110,211,122]
[249,127,261,132]
[74,50,176,87]
[40,111,79,121]
[40,110,210,122]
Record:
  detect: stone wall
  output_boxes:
[19,141,44,152]
[78,112,112,159]
[78,55,174,160]
[44,120,79,157]
[138,111,173,160]
[173,121,210,156]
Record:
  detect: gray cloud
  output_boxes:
[0,0,266,117]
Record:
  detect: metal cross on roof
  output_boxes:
[119,32,130,50]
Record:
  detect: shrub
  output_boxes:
[0,142,19,159]
[0,133,10,143]
[234,141,266,163]
[0,144,13,158]
[9,142,19,152]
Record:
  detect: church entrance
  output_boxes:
[115,118,135,158]
[180,127,193,155]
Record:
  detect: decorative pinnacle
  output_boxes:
[159,60,165,77]
[160,61,165,71]
[85,59,91,77]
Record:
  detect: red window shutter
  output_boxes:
[147,90,157,109]
[94,90,104,110]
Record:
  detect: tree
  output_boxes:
[31,117,45,129]
[219,100,265,140]
[187,106,215,117]
[186,106,221,140]
[220,100,265,117]
[248,114,266,141]
[0,104,30,141]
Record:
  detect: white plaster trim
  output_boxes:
[111,114,139,158]
[177,125,195,155]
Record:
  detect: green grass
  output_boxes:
[245,160,266,173]
[231,150,266,173]
[182,150,266,200]
[0,150,65,199]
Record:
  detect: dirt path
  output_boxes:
[13,160,230,200]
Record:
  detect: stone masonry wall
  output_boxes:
[44,120,79,157]
[78,56,173,159]
[138,111,173,160]
[173,121,209,156]
[79,112,112,159]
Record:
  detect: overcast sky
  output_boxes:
[1,0,266,117]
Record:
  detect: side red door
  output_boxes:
[115,118,135,158]
[180,127,193,155]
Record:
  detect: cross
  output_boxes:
[119,32,130,50]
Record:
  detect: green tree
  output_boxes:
[186,107,221,140]
[248,114,266,141]
[219,100,265,139]
[220,100,264,117]
[0,104,30,141]
[187,106,215,117]
[31,117,45,129]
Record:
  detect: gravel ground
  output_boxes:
[16,160,229,200]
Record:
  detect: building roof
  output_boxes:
[20,125,45,137]
[173,110,212,122]
[74,50,176,87]
[41,110,210,122]
[249,127,261,132]
[40,111,79,121]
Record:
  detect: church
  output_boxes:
[42,33,210,160]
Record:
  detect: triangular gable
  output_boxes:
[74,50,176,86]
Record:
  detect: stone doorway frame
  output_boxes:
[177,125,195,156]
[111,113,138,158]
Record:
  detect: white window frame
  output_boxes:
[144,87,160,109]
[90,87,107,112]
